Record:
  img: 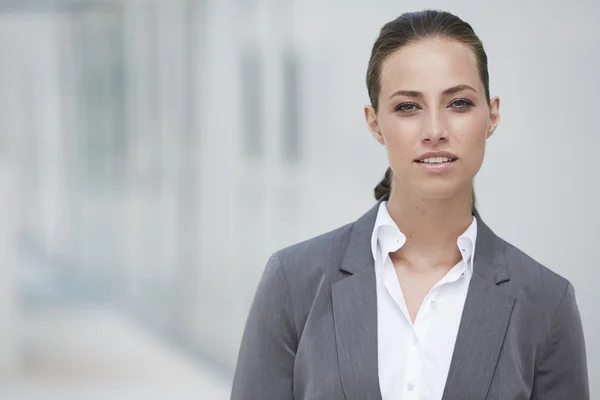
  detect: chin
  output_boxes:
[413,183,467,200]
[419,191,459,200]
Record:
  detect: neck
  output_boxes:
[386,181,474,268]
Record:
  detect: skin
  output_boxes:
[364,38,501,321]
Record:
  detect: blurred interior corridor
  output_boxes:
[0,306,231,400]
[0,0,599,399]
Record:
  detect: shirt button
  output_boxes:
[430,299,436,309]
[407,382,415,391]
[412,337,419,346]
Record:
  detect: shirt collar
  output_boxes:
[370,200,478,269]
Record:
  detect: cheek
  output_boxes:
[384,133,413,167]
[454,113,488,147]
[453,116,488,169]
[380,118,419,156]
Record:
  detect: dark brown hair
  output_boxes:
[368,10,490,204]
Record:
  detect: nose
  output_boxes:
[422,108,448,144]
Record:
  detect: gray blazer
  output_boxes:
[231,199,589,399]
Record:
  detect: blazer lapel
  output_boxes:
[332,200,383,400]
[442,211,516,400]
[332,200,514,400]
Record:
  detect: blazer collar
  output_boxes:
[339,194,510,285]
[332,194,515,400]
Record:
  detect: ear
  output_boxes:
[364,105,385,145]
[487,96,500,138]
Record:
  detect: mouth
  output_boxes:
[414,156,458,164]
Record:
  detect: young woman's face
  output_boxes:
[365,38,500,200]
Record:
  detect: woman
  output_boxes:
[231,9,589,400]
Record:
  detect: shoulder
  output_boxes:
[257,222,357,336]
[496,235,575,327]
[500,236,571,297]
[257,201,379,329]
[273,221,355,283]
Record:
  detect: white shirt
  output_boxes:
[371,201,477,400]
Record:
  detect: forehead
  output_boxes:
[379,38,482,96]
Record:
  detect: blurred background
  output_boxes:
[0,0,598,398]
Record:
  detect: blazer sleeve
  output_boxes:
[531,282,589,399]
[230,252,297,400]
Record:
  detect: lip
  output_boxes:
[414,151,458,162]
[416,161,456,173]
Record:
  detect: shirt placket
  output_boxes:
[403,286,439,400]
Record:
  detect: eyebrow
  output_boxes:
[388,84,478,99]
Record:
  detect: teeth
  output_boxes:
[419,157,453,163]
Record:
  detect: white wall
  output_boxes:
[0,164,19,375]
[0,12,67,377]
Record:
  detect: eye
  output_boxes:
[395,103,421,113]
[449,98,474,109]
